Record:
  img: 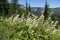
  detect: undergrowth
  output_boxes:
[0,14,60,40]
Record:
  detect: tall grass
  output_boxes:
[0,14,60,40]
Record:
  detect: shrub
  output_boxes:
[0,14,60,40]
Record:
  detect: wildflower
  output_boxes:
[52,29,57,34]
[55,21,58,25]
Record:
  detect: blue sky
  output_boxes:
[18,0,60,8]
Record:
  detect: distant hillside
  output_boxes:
[31,7,44,16]
[31,7,60,16]
[19,4,60,16]
[52,7,60,16]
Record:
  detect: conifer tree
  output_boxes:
[0,0,9,16]
[43,0,50,20]
[25,0,29,16]
[28,4,31,12]
[10,0,25,17]
[0,0,3,13]
[25,0,32,17]
[10,0,18,15]
[28,4,33,17]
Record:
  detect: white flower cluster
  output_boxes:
[0,13,60,40]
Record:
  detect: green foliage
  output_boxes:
[9,0,19,14]
[0,0,60,40]
[0,14,60,40]
[25,1,32,17]
[0,0,25,17]
[0,0,9,16]
[28,4,31,12]
[43,0,51,20]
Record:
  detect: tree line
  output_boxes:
[0,0,31,17]
[0,0,55,20]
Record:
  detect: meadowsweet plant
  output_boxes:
[0,14,60,40]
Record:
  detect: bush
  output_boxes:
[0,14,60,40]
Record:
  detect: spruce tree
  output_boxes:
[28,4,31,12]
[28,4,32,17]
[0,0,9,16]
[43,0,50,20]
[0,0,2,13]
[10,0,18,15]
[25,0,29,16]
[10,0,25,17]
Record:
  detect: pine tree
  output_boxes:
[28,4,31,12]
[43,0,50,20]
[10,0,25,17]
[28,4,33,17]
[0,0,9,16]
[10,0,18,15]
[0,0,3,14]
[25,0,29,16]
